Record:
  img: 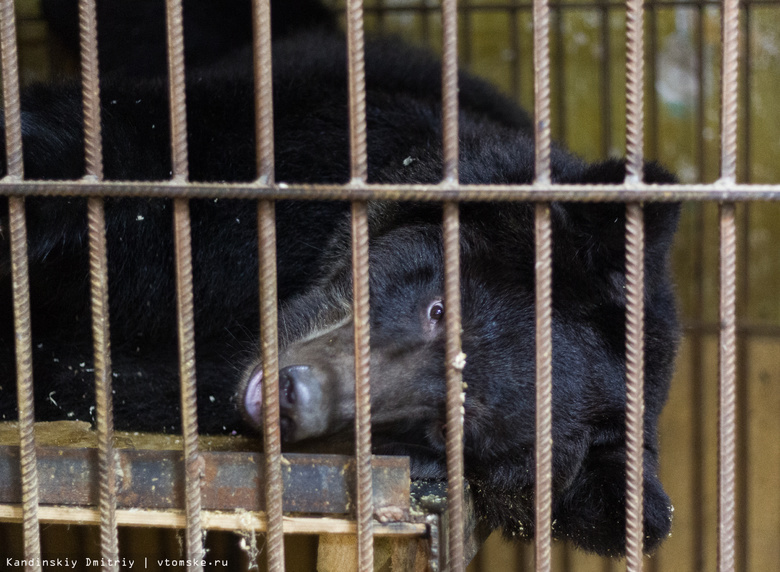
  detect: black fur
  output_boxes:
[0,13,678,557]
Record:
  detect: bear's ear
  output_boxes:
[551,444,673,556]
[558,158,680,269]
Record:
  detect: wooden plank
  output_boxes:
[0,505,427,535]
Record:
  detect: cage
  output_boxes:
[1,0,779,571]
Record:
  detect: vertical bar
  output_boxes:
[534,0,552,184]
[252,1,285,571]
[625,0,644,184]
[165,1,204,570]
[624,0,646,565]
[718,203,737,572]
[532,0,553,567]
[624,202,645,572]
[78,0,120,567]
[534,203,553,572]
[345,1,373,571]
[717,0,740,566]
[1,2,42,570]
[441,1,464,571]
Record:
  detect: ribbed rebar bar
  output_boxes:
[3,180,780,202]
[346,1,373,570]
[624,203,646,571]
[720,0,740,184]
[166,0,189,182]
[625,0,644,183]
[252,0,284,570]
[1,0,23,179]
[165,1,203,569]
[443,201,464,572]
[173,198,205,571]
[442,0,459,185]
[2,2,42,569]
[258,200,285,572]
[347,0,368,183]
[8,199,42,572]
[532,0,553,568]
[441,2,465,572]
[717,203,737,572]
[624,0,647,565]
[351,200,373,572]
[717,0,739,566]
[534,203,553,572]
[253,0,275,185]
[78,0,120,566]
[533,0,551,184]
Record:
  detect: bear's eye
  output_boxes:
[428,300,444,323]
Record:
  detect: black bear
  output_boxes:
[0,1,679,557]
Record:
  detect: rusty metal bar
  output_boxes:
[165,0,204,569]
[534,0,552,184]
[351,199,373,572]
[624,203,646,571]
[0,448,411,513]
[1,1,42,569]
[532,0,553,566]
[3,180,780,201]
[443,201,465,572]
[441,1,465,571]
[718,203,737,572]
[624,0,647,565]
[717,0,740,568]
[78,0,120,567]
[720,0,740,185]
[534,203,553,572]
[252,0,284,570]
[625,0,644,184]
[346,1,373,571]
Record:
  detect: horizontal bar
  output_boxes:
[0,447,410,515]
[359,0,773,11]
[1,180,779,201]
[0,506,427,535]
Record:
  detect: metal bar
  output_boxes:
[534,0,552,185]
[442,0,460,185]
[1,1,42,569]
[0,448,411,513]
[4,180,780,201]
[534,203,553,572]
[252,0,284,570]
[352,200,373,572]
[532,0,553,566]
[625,0,644,184]
[624,203,645,571]
[78,0,120,567]
[443,201,464,572]
[717,0,740,563]
[718,203,737,572]
[442,1,464,571]
[362,0,778,10]
[624,0,647,565]
[165,1,204,569]
[346,1,373,571]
